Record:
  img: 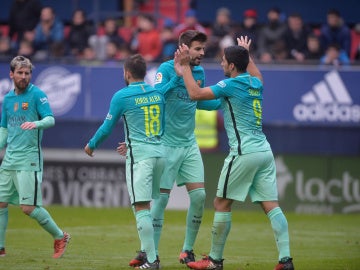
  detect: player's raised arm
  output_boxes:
[237,36,263,83]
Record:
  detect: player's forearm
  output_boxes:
[0,127,8,150]
[248,57,263,83]
[156,75,181,93]
[182,66,202,100]
[33,116,55,129]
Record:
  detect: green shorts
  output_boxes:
[126,157,165,205]
[0,169,43,206]
[217,150,278,202]
[160,144,204,190]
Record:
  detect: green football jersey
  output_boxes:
[0,83,53,171]
[88,82,165,161]
[154,60,219,147]
[210,73,271,155]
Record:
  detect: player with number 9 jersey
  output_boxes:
[209,74,271,156]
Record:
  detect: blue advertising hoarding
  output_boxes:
[0,63,359,126]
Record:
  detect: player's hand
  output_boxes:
[84,144,94,157]
[174,44,191,76]
[20,122,37,130]
[237,36,251,51]
[116,142,127,156]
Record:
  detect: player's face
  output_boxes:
[188,41,206,66]
[221,55,231,77]
[10,66,32,93]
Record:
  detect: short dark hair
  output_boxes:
[178,30,207,47]
[224,46,249,72]
[124,54,146,79]
[327,9,341,17]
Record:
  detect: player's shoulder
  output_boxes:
[157,59,174,71]
[29,84,46,95]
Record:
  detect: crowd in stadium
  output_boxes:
[0,0,359,65]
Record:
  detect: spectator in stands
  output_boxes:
[174,9,207,37]
[0,37,12,61]
[130,13,162,62]
[103,40,121,65]
[320,43,350,66]
[17,39,34,59]
[319,9,351,56]
[89,17,126,61]
[8,0,42,47]
[350,23,360,62]
[66,9,94,58]
[33,6,64,60]
[304,33,324,61]
[79,46,102,66]
[160,19,177,62]
[283,13,311,62]
[257,7,287,63]
[206,7,235,59]
[233,9,260,59]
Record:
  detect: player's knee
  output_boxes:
[189,188,206,208]
[0,202,8,208]
[20,205,35,215]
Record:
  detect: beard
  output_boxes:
[15,79,29,92]
[223,70,231,77]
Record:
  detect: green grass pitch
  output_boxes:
[1,206,359,270]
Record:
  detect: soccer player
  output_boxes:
[128,30,220,267]
[0,56,70,258]
[173,36,294,270]
[84,54,165,270]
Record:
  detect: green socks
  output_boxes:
[136,209,156,263]
[29,207,63,239]
[182,188,205,251]
[151,193,169,254]
[267,207,291,260]
[209,211,231,261]
[0,208,8,248]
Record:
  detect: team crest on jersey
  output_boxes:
[154,72,163,84]
[22,102,29,110]
[14,102,19,112]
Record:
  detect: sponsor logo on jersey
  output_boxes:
[217,81,226,88]
[154,72,163,84]
[35,66,81,116]
[40,97,49,104]
[293,70,360,122]
[13,102,18,112]
[106,113,112,120]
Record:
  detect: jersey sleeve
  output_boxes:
[88,93,124,149]
[1,97,7,128]
[196,99,221,110]
[35,90,54,119]
[209,80,230,99]
[154,61,182,94]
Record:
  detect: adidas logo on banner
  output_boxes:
[293,70,360,122]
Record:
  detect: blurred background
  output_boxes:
[0,0,359,214]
